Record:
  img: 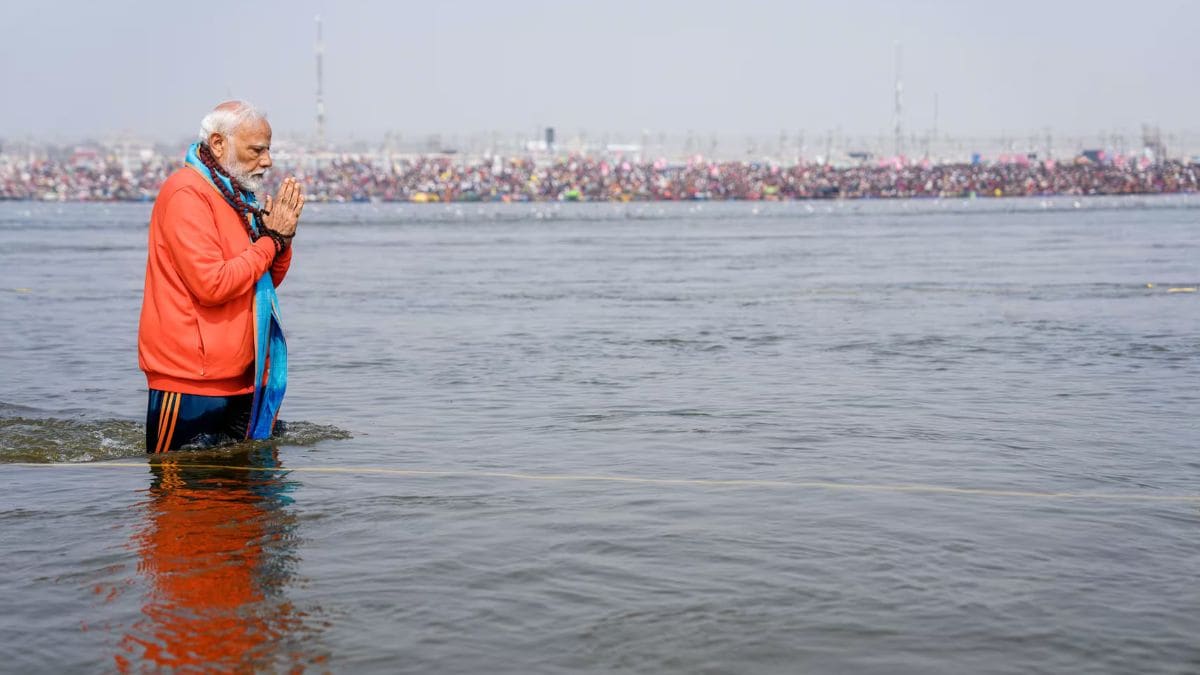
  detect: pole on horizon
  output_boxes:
[922,93,937,160]
[932,92,938,159]
[893,42,903,159]
[315,15,327,151]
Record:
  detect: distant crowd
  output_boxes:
[2,151,1198,202]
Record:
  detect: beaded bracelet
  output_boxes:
[262,229,289,255]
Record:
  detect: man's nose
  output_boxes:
[260,150,272,169]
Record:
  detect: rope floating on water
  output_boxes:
[10,462,1200,503]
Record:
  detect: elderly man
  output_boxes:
[138,101,304,453]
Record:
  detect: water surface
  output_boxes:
[1,197,1197,673]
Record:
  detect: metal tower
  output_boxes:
[893,42,903,158]
[315,15,326,149]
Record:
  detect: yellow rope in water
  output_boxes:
[11,461,1200,503]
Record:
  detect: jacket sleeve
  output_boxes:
[270,244,293,288]
[160,186,278,307]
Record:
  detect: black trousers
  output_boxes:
[145,389,254,453]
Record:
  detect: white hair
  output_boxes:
[197,101,268,144]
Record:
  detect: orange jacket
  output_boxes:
[138,167,292,395]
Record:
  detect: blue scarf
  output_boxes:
[185,143,288,440]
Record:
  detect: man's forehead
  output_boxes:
[234,118,272,143]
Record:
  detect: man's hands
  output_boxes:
[263,177,305,237]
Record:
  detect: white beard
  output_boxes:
[220,152,265,197]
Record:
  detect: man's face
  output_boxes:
[213,118,272,193]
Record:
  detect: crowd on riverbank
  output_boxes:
[2,151,1197,202]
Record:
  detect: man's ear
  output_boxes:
[208,133,226,160]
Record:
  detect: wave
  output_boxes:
[0,414,352,464]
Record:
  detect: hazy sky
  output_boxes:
[2,0,1197,142]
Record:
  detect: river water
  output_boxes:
[1,197,1197,673]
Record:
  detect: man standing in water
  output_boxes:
[138,101,305,452]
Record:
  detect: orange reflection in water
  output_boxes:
[116,447,326,672]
